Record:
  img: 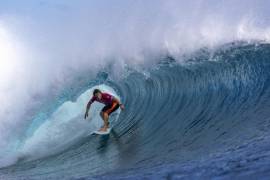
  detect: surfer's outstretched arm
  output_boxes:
[84,100,92,119]
[85,96,96,119]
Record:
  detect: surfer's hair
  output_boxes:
[93,89,102,95]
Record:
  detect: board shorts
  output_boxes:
[101,101,120,115]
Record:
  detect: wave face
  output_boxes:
[1,43,270,179]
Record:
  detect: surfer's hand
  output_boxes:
[84,112,88,119]
[120,104,125,110]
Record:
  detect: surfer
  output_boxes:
[84,89,124,132]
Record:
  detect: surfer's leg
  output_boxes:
[103,112,109,128]
[99,112,105,128]
[99,102,119,131]
[99,111,109,131]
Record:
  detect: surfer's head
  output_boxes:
[93,89,102,100]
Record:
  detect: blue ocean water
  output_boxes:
[0,42,270,179]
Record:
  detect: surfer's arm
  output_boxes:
[86,101,92,111]
[84,98,94,119]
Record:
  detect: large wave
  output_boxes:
[1,1,270,147]
[0,42,270,179]
[1,0,270,179]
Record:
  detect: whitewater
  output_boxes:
[0,1,270,179]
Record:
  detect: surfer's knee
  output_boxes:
[103,112,109,118]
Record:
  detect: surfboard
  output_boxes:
[92,128,112,135]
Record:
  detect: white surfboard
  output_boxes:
[92,128,112,135]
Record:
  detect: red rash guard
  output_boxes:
[89,93,115,105]
[89,92,120,115]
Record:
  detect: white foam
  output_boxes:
[0,84,120,166]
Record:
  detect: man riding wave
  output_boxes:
[84,89,124,132]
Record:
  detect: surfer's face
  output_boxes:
[95,92,102,100]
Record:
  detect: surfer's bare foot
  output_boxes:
[99,127,107,132]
